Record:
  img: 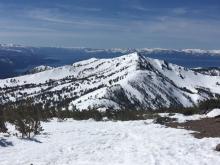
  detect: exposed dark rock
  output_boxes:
[215,144,220,151]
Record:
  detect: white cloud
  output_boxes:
[26,8,122,29]
[172,8,187,15]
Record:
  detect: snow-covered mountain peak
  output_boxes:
[119,52,140,59]
[1,52,220,111]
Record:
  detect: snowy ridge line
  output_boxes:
[0,52,220,110]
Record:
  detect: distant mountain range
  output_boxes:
[1,52,220,111]
[1,44,220,79]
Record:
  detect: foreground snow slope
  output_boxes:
[1,52,220,110]
[0,120,220,165]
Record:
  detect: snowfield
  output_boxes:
[1,119,220,165]
[206,108,220,118]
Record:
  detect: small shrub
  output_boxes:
[143,113,160,120]
[182,108,199,116]
[14,118,43,138]
[104,109,145,121]
[168,113,175,116]
[154,116,177,125]
[0,120,7,133]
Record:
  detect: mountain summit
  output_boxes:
[1,52,220,110]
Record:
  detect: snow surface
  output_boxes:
[206,108,220,118]
[1,119,220,165]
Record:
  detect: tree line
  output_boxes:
[1,98,220,138]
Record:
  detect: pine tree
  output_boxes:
[14,118,27,138]
[0,109,7,133]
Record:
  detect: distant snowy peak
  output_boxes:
[1,52,220,111]
[25,65,54,74]
[181,49,220,55]
[0,43,24,48]
[0,43,220,56]
[87,48,220,56]
[78,48,220,56]
[138,48,220,55]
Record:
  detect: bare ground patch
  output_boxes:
[166,117,220,139]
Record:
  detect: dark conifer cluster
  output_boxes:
[1,97,220,139]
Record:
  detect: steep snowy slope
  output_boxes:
[0,52,220,110]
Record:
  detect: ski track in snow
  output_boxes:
[0,120,220,165]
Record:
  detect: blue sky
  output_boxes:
[0,0,220,48]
